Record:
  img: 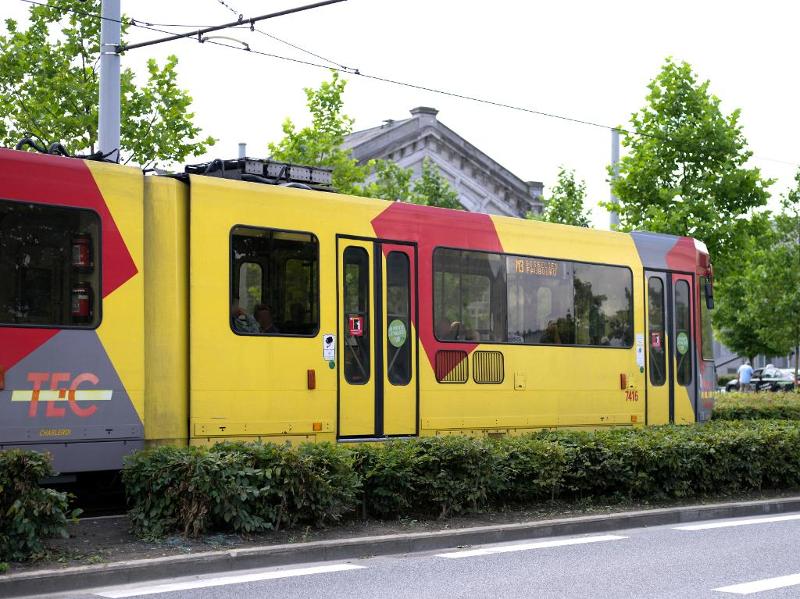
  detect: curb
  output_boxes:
[3,496,800,597]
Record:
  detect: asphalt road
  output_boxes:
[52,512,800,598]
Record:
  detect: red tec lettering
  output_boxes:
[25,372,102,418]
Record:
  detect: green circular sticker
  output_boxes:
[387,319,407,348]
[328,360,335,369]
[676,331,689,355]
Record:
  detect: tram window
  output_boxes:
[648,277,666,386]
[507,256,573,345]
[675,280,692,386]
[386,252,411,386]
[434,248,633,348]
[700,276,714,361]
[230,226,319,336]
[343,246,370,384]
[0,200,101,328]
[573,263,633,347]
[433,248,507,342]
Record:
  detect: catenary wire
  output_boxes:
[12,0,800,169]
[211,0,352,70]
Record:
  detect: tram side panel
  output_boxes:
[143,177,189,447]
[0,150,145,473]
[371,202,648,435]
[186,177,386,445]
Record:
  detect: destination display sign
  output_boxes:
[513,257,558,277]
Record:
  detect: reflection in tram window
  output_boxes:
[675,280,692,386]
[433,247,633,348]
[230,226,319,336]
[648,277,666,386]
[343,247,370,384]
[0,200,101,328]
[386,252,411,386]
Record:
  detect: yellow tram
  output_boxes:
[0,150,716,473]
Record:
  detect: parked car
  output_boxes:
[725,366,797,392]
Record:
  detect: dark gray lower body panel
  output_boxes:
[0,439,144,473]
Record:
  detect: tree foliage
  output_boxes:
[744,172,800,379]
[410,157,462,209]
[271,73,461,208]
[606,58,771,278]
[268,71,369,195]
[361,159,413,201]
[530,166,591,226]
[0,0,214,167]
[712,245,784,365]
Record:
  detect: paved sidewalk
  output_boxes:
[3,496,800,598]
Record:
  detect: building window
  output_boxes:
[433,248,633,348]
[0,200,101,328]
[230,226,319,336]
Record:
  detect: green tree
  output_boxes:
[268,71,369,194]
[409,157,462,209]
[712,252,784,366]
[530,166,591,226]
[363,158,461,209]
[605,58,771,278]
[0,0,214,168]
[744,172,800,382]
[361,160,413,201]
[270,74,460,206]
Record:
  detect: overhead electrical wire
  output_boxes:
[12,0,800,170]
[211,0,353,70]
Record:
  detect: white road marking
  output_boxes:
[435,534,627,559]
[715,573,800,594]
[95,563,365,597]
[675,514,800,531]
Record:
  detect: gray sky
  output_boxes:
[5,0,799,227]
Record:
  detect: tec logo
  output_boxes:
[11,372,112,418]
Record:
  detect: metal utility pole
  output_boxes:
[96,0,346,162]
[609,128,620,229]
[98,0,121,161]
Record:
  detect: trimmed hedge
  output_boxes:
[122,442,360,539]
[123,421,800,539]
[0,450,78,562]
[713,392,800,421]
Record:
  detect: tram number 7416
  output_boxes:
[625,389,640,402]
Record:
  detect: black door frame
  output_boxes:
[644,268,696,424]
[336,234,419,439]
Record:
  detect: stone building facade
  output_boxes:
[342,107,544,217]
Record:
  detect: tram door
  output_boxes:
[645,271,697,424]
[337,237,418,438]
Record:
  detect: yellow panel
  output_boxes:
[86,162,145,422]
[190,435,320,447]
[674,383,696,424]
[380,247,417,436]
[143,177,189,445]
[415,216,647,434]
[188,177,385,440]
[338,239,376,436]
[193,419,333,436]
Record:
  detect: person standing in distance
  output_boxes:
[737,360,754,392]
